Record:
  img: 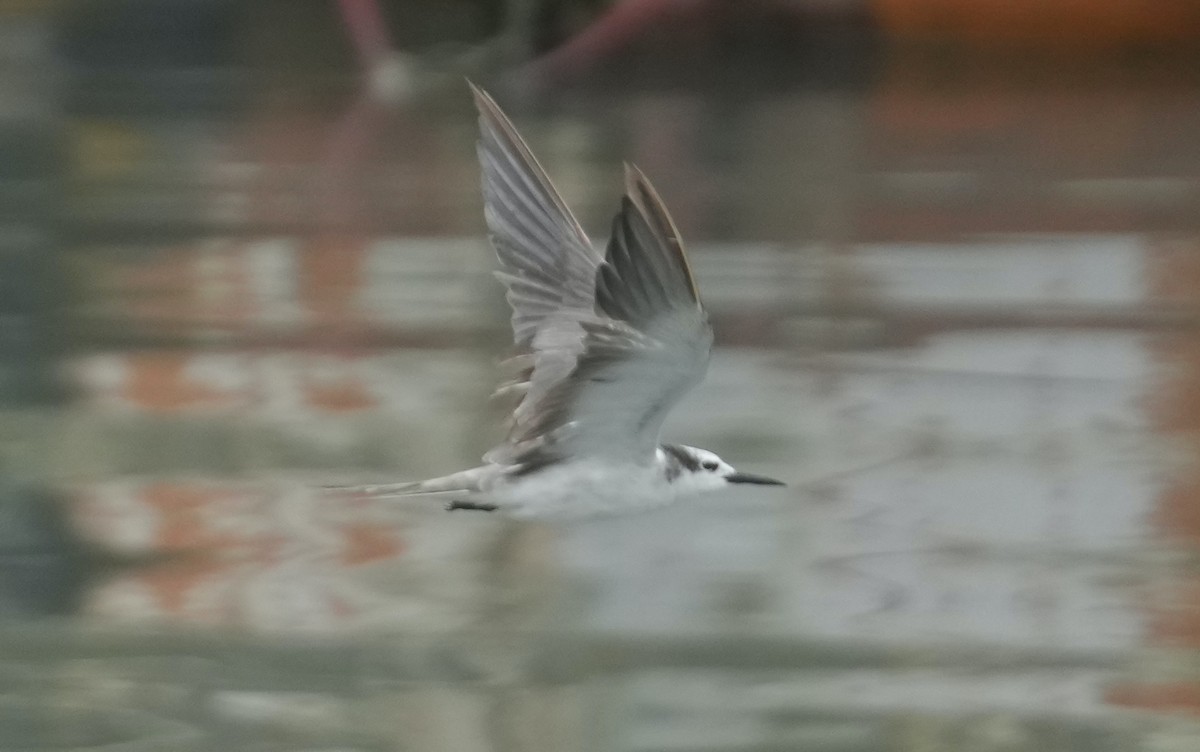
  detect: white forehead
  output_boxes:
[680,446,728,467]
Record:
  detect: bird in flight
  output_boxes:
[340,85,784,518]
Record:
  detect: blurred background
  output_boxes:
[0,0,1199,749]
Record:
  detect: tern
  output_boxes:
[342,85,784,518]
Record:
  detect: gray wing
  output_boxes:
[473,84,602,345]
[473,87,711,467]
[512,165,712,465]
[472,84,602,458]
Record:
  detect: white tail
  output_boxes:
[325,467,487,498]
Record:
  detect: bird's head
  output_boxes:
[662,445,785,494]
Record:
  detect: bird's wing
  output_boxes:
[519,164,711,464]
[473,84,612,466]
[480,140,712,468]
[473,84,602,346]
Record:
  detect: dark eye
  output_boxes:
[702,461,719,471]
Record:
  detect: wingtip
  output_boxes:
[468,80,492,110]
[623,162,647,194]
[617,161,703,307]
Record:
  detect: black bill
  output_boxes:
[727,472,785,486]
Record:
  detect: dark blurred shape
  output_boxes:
[379,0,503,50]
[0,486,89,618]
[0,18,65,406]
[0,231,64,406]
[528,0,881,92]
[0,484,194,619]
[59,0,242,115]
[60,0,239,68]
[243,0,503,77]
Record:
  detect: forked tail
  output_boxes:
[324,467,488,498]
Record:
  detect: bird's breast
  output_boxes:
[492,458,676,519]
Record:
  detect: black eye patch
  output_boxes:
[702,461,718,471]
